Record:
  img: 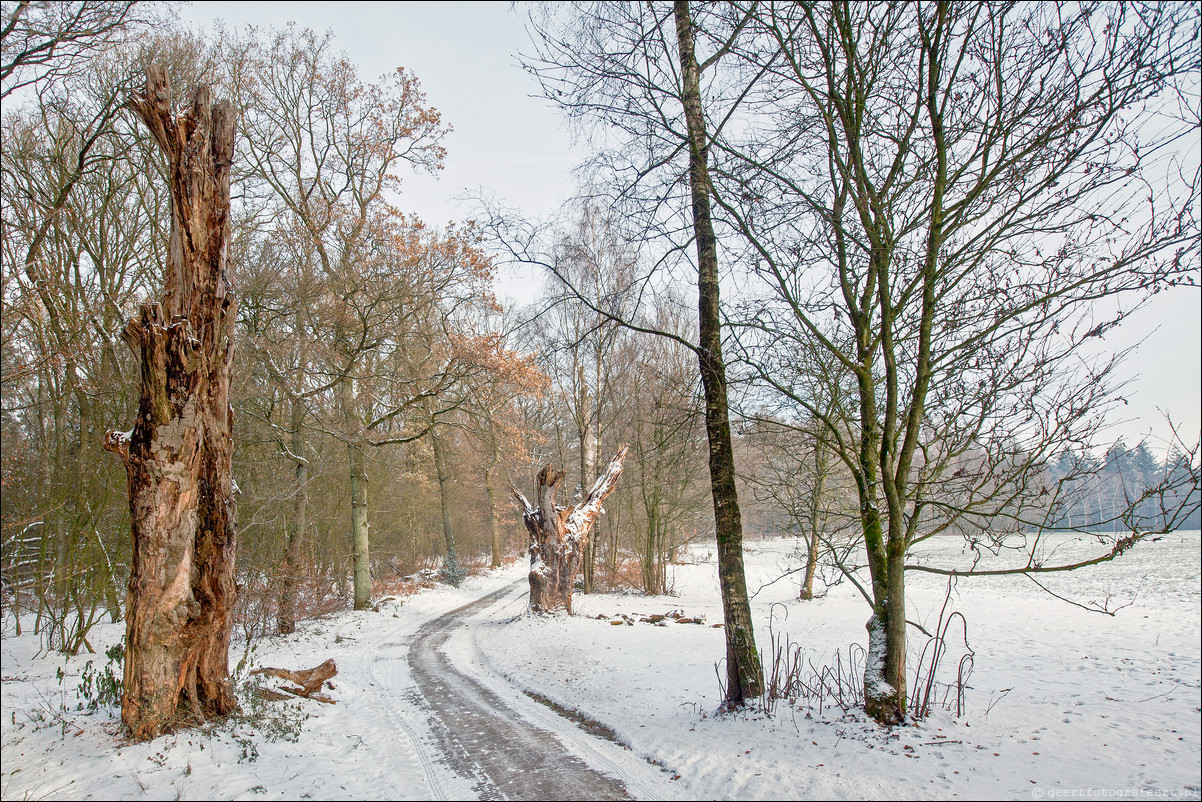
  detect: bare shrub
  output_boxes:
[910,578,975,719]
[756,592,973,720]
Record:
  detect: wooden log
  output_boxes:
[251,658,337,698]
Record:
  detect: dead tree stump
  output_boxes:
[513,447,628,614]
[103,65,238,740]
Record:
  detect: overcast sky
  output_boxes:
[176,1,1200,454]
[182,1,584,226]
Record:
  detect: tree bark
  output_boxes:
[674,0,764,705]
[431,426,462,585]
[277,394,308,634]
[348,438,371,611]
[514,447,628,614]
[856,338,903,723]
[485,463,502,569]
[577,362,598,592]
[800,435,827,600]
[336,374,372,611]
[103,65,238,740]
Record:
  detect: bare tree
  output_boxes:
[743,416,860,601]
[0,28,222,651]
[1,1,158,98]
[538,203,636,591]
[480,375,550,571]
[2,84,136,651]
[456,309,548,573]
[736,321,862,601]
[627,304,709,596]
[231,27,452,611]
[512,0,767,707]
[715,1,1200,723]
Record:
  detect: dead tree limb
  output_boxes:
[251,658,338,699]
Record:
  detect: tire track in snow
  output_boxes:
[449,589,670,801]
[363,625,449,800]
[409,585,633,801]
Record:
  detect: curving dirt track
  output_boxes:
[407,586,633,801]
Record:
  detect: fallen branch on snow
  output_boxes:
[251,658,338,703]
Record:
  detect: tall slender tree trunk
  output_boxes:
[674,0,764,705]
[103,66,238,740]
[348,438,371,611]
[578,362,598,592]
[485,463,502,569]
[338,375,372,611]
[278,395,308,634]
[800,434,827,600]
[883,535,908,717]
[430,427,462,585]
[97,319,125,624]
[51,386,70,640]
[856,356,904,723]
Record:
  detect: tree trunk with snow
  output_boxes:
[513,447,628,614]
[863,542,908,724]
[103,65,238,740]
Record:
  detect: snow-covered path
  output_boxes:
[405,583,631,799]
[2,533,1199,800]
[0,566,679,801]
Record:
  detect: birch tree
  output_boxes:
[538,204,636,591]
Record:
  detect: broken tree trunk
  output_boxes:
[513,447,628,614]
[103,65,238,740]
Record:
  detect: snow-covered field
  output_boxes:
[2,532,1199,801]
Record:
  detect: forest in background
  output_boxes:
[0,10,744,655]
[1,0,1198,701]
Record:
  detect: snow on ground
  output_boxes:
[2,532,1200,801]
[2,570,521,801]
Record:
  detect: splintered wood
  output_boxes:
[512,446,629,614]
[103,64,239,741]
[251,658,338,704]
